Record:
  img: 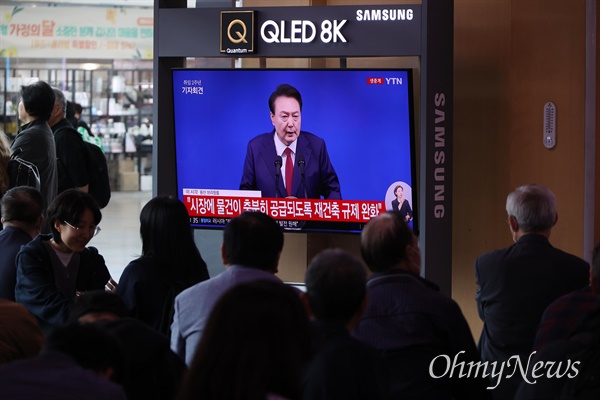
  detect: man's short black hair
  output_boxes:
[66,100,77,120]
[223,211,283,271]
[268,84,303,114]
[45,323,123,376]
[69,290,129,323]
[305,248,367,323]
[20,81,55,122]
[0,186,44,230]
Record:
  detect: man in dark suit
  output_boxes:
[239,84,341,199]
[475,183,590,399]
[0,186,44,301]
[354,211,489,399]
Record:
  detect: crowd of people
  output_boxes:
[0,81,599,399]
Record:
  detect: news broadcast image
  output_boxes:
[172,69,415,233]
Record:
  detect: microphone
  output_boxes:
[274,156,283,198]
[297,155,307,199]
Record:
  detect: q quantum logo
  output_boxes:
[220,11,255,54]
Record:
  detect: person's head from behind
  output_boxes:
[47,189,101,253]
[45,323,123,379]
[222,211,283,273]
[269,83,302,146]
[394,184,404,201]
[66,100,77,120]
[48,88,67,127]
[305,248,367,327]
[0,186,44,237]
[74,103,83,118]
[18,81,55,123]
[69,290,129,324]
[505,183,557,240]
[360,211,420,275]
[180,280,310,400]
[0,300,45,365]
[139,195,205,275]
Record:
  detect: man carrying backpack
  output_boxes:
[49,90,111,209]
[49,88,89,194]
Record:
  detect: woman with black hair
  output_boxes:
[117,196,209,336]
[15,189,112,333]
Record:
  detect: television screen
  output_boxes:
[172,68,416,233]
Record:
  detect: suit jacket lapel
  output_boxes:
[292,133,312,198]
[259,133,286,198]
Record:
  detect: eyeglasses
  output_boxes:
[63,221,101,237]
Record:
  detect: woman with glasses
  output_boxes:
[15,189,114,334]
[117,195,209,337]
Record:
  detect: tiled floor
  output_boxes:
[88,190,152,281]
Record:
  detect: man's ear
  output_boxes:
[508,215,519,233]
[271,251,281,274]
[299,291,314,319]
[221,243,227,266]
[553,213,559,227]
[590,268,598,294]
[53,219,62,233]
[96,367,114,380]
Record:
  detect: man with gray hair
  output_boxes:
[475,183,589,399]
[48,88,89,194]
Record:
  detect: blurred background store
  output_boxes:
[0,0,168,279]
[0,0,163,193]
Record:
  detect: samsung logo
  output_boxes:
[356,8,414,22]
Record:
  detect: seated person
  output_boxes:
[0,299,44,365]
[0,322,127,400]
[171,211,284,365]
[354,211,489,399]
[15,189,113,334]
[0,186,44,301]
[70,290,186,400]
[117,196,209,337]
[303,248,389,400]
[177,280,310,400]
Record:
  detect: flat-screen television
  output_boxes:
[172,68,416,234]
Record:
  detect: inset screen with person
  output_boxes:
[389,183,413,222]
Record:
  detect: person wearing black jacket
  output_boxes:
[49,88,89,194]
[15,189,112,334]
[11,81,57,209]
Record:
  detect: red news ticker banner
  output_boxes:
[184,195,385,223]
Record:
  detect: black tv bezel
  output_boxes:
[171,67,418,235]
